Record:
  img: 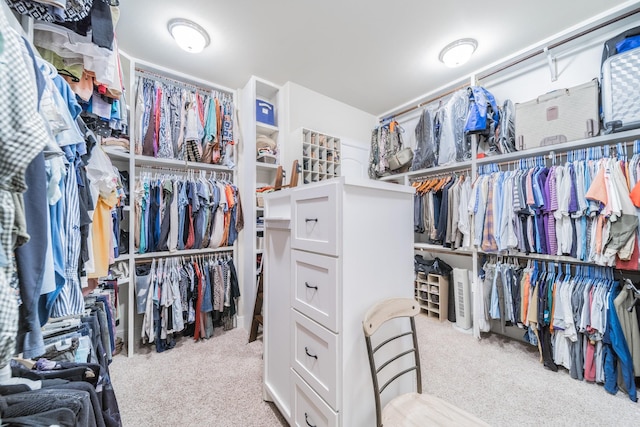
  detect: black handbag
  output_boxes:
[119,230,129,255]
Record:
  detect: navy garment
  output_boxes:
[61,0,114,50]
[228,197,239,246]
[432,190,442,238]
[15,152,48,359]
[157,181,173,251]
[227,258,241,317]
[192,182,206,249]
[414,193,424,233]
[603,282,638,402]
[535,168,549,254]
[146,183,160,253]
[436,179,455,243]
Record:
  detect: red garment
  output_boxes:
[583,288,596,382]
[184,204,195,250]
[616,237,640,270]
[629,181,640,208]
[154,86,162,157]
[193,261,204,341]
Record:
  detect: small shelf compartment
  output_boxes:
[300,128,341,184]
[414,273,448,321]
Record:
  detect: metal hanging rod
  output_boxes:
[409,168,470,182]
[137,166,233,179]
[380,82,469,123]
[133,249,234,264]
[478,141,631,171]
[477,6,640,82]
[135,68,233,98]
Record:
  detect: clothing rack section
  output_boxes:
[0,1,130,365]
[369,88,476,178]
[135,252,240,353]
[470,140,640,270]
[132,167,243,257]
[30,17,128,140]
[3,291,123,425]
[134,68,232,97]
[412,170,473,251]
[133,70,235,168]
[0,7,125,424]
[473,258,639,402]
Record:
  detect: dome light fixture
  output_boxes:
[168,18,210,53]
[438,38,478,68]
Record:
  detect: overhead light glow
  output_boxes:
[168,18,210,53]
[438,38,478,68]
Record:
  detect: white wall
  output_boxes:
[283,82,377,142]
[280,82,376,179]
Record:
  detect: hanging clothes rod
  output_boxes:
[135,68,233,97]
[133,249,234,263]
[137,164,232,178]
[409,169,470,182]
[477,6,640,82]
[478,141,631,171]
[379,82,469,123]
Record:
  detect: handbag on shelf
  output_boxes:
[388,147,414,172]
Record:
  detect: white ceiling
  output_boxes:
[116,0,637,116]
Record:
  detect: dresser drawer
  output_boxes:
[292,369,338,427]
[291,310,339,410]
[292,250,339,333]
[292,183,340,256]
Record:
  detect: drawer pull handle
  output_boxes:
[305,218,318,223]
[305,282,318,290]
[305,413,316,427]
[305,347,318,360]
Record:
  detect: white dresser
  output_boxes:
[263,177,415,426]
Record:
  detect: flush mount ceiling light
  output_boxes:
[168,18,210,53]
[438,38,478,68]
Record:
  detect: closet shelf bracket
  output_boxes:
[544,47,558,82]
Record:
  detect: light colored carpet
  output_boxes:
[110,315,640,426]
[110,328,286,427]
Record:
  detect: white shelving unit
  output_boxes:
[239,76,283,332]
[105,53,238,356]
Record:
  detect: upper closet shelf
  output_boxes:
[476,127,640,167]
[256,122,279,136]
[102,146,131,161]
[380,159,473,182]
[256,162,279,171]
[414,243,473,256]
[134,155,233,172]
[382,127,640,181]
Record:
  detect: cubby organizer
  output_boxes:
[415,273,448,321]
[301,128,341,184]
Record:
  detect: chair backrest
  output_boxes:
[362,298,422,427]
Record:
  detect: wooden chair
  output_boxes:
[362,298,489,427]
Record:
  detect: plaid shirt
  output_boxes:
[1,9,51,368]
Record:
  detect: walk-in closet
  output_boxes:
[2,1,640,426]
